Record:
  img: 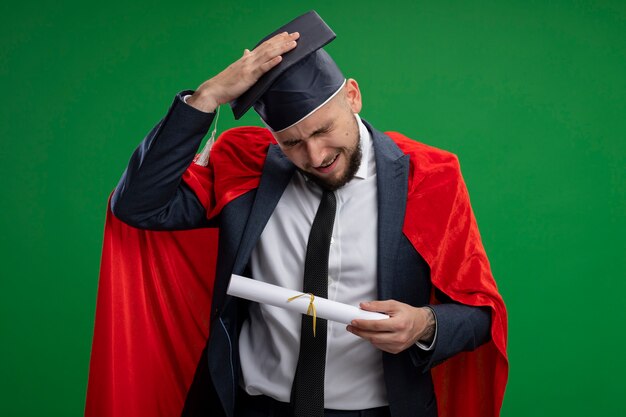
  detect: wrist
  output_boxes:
[187,86,221,113]
[417,307,436,343]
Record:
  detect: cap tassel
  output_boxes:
[194,105,220,167]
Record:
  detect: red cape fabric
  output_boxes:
[86,127,507,417]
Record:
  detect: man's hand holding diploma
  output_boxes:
[347,300,436,354]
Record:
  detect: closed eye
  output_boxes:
[311,123,333,137]
[283,139,302,148]
[280,121,334,148]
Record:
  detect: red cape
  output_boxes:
[86,127,508,417]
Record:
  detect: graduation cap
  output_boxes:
[230,10,346,132]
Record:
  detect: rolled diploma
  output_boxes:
[227,274,389,324]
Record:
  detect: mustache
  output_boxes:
[318,154,339,168]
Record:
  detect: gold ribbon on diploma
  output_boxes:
[287,293,318,336]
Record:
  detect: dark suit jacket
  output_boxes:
[111,92,491,417]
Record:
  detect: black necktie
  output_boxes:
[291,190,337,417]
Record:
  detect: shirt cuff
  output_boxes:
[182,93,215,114]
[415,306,437,351]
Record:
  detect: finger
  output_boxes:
[347,325,407,346]
[348,325,387,339]
[258,55,283,73]
[253,31,291,52]
[253,32,299,59]
[360,300,400,313]
[348,325,416,352]
[347,325,377,341]
[261,38,298,61]
[249,39,297,78]
[350,317,396,332]
[269,31,300,42]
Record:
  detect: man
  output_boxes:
[107,11,507,417]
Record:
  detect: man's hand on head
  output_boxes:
[347,300,436,354]
[187,31,300,113]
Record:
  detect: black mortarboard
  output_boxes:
[230,11,346,132]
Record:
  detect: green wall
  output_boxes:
[1,1,624,415]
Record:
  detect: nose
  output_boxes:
[305,139,327,167]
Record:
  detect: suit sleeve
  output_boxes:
[111,90,216,230]
[409,290,491,371]
[425,303,491,367]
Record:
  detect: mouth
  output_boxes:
[313,154,339,174]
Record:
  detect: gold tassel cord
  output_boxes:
[287,293,318,337]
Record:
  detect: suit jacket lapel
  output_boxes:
[365,121,410,300]
[232,144,296,274]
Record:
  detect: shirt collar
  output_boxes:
[354,113,373,180]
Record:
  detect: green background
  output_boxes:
[1,0,624,415]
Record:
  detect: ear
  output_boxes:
[344,78,362,113]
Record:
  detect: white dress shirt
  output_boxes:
[239,114,388,409]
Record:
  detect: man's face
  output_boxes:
[272,79,363,191]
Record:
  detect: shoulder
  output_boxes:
[384,131,462,189]
[385,131,458,166]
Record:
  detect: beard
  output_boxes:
[302,139,362,191]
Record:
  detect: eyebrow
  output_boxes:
[283,121,334,146]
